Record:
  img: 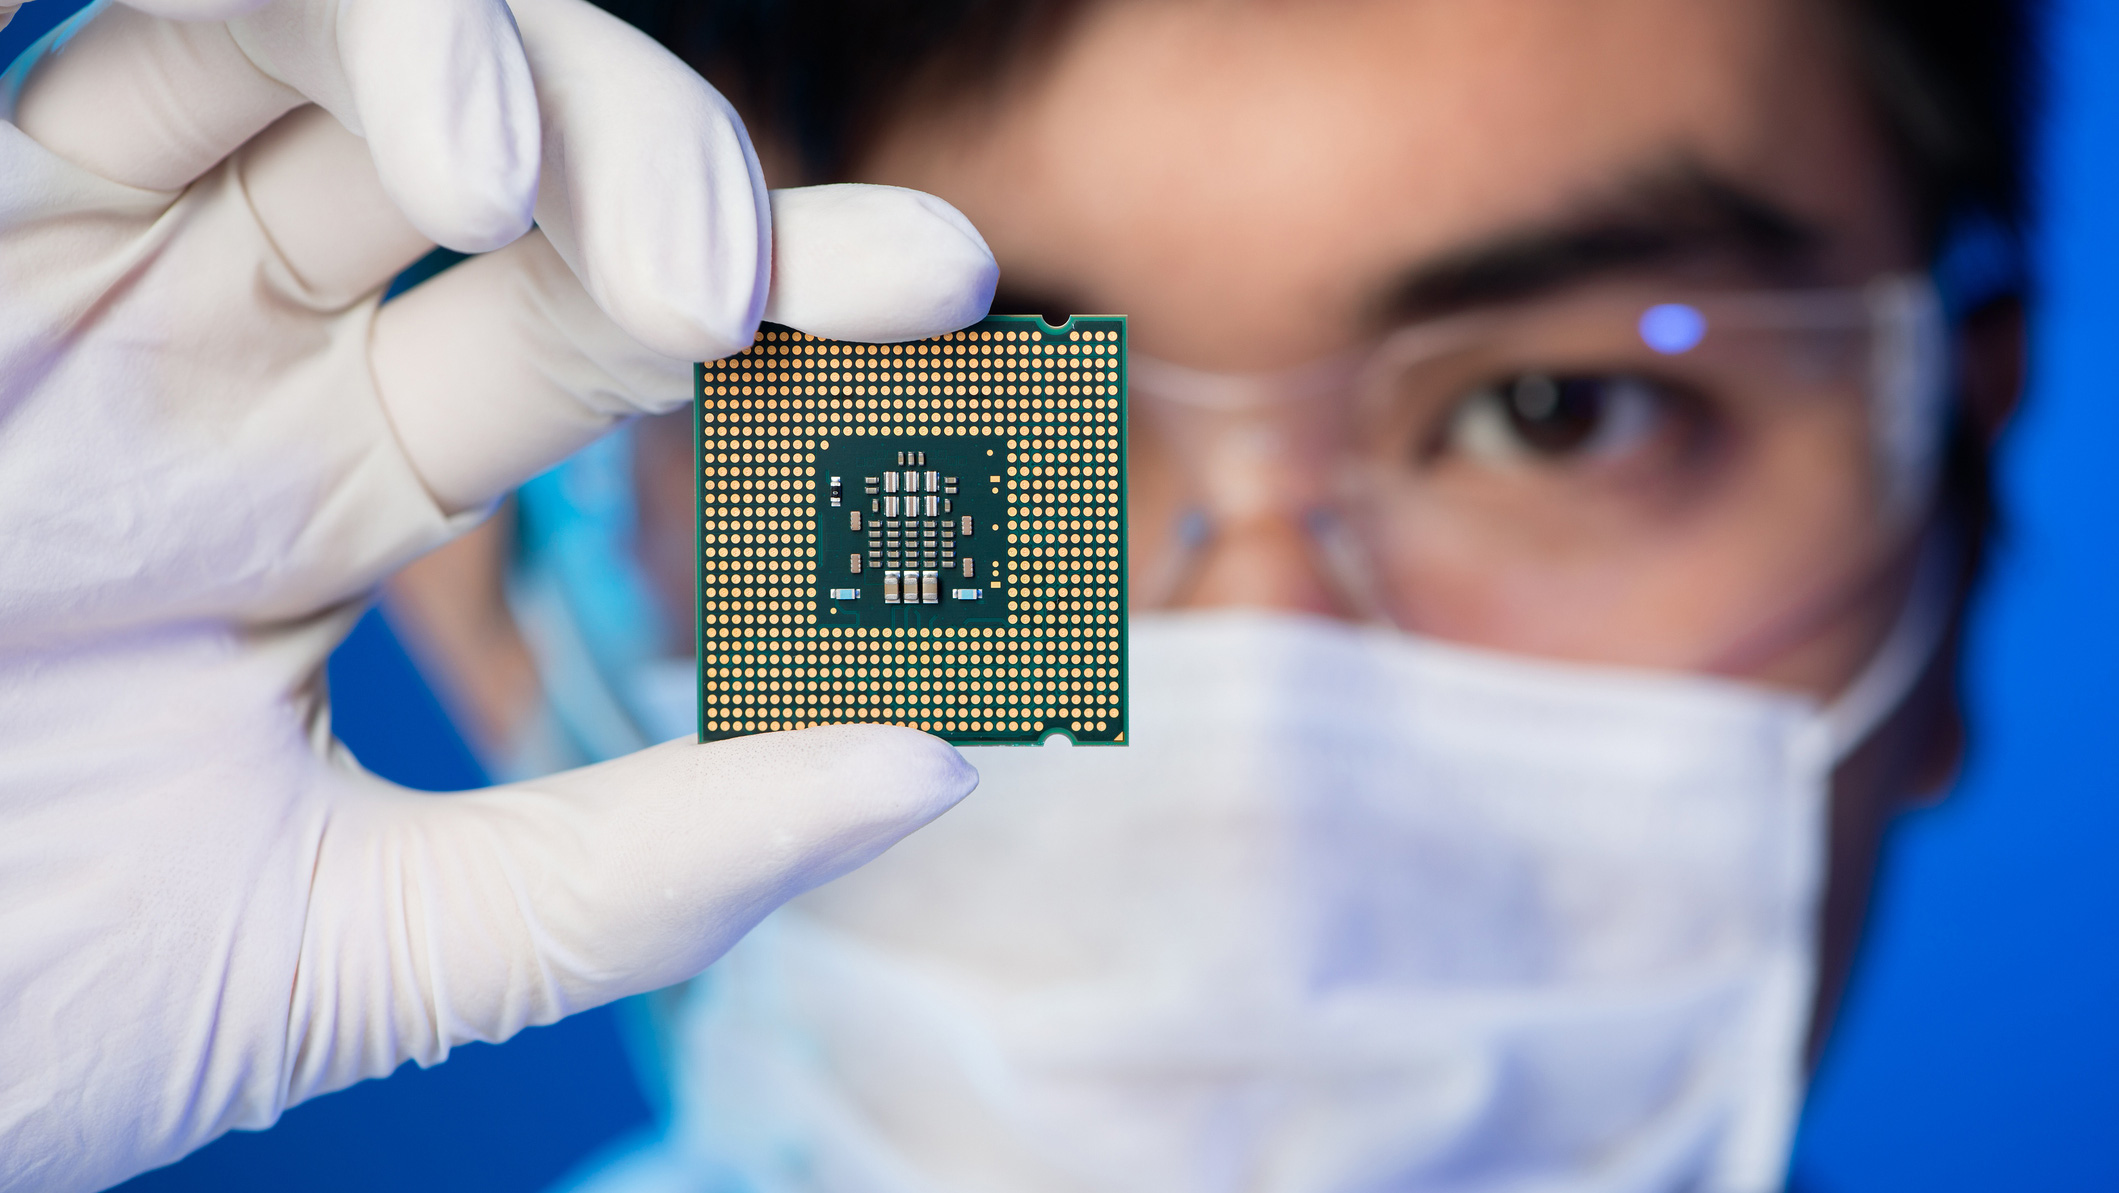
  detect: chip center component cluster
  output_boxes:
[836,451,971,606]
[695,315,1129,746]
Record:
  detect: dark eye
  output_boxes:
[1441,372,1671,465]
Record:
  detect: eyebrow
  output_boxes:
[1375,157,1827,326]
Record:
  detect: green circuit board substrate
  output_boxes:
[694,314,1128,746]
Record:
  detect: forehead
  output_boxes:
[863,0,1913,368]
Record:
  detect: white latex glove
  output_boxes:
[0,0,996,1188]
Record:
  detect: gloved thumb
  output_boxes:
[286,724,978,1104]
[766,184,999,343]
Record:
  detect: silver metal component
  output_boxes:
[865,476,879,494]
[923,495,938,517]
[849,510,862,531]
[830,588,860,600]
[884,495,899,518]
[884,571,901,603]
[903,469,920,493]
[883,472,899,493]
[952,588,982,601]
[829,476,843,507]
[944,477,959,494]
[924,470,939,493]
[921,570,940,604]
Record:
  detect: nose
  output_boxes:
[1174,507,1364,617]
[1127,401,1367,620]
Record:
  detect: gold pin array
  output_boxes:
[698,320,1126,743]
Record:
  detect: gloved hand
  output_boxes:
[0,0,994,1188]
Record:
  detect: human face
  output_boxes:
[835,0,2003,1059]
[856,0,1924,702]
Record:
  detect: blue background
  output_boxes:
[7,1,2117,1188]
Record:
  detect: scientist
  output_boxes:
[387,1,2035,1192]
[0,0,1002,1188]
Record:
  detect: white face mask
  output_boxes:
[638,594,1941,1193]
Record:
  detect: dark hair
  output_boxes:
[1852,0,2040,248]
[599,0,2037,249]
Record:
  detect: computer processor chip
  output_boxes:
[695,315,1128,746]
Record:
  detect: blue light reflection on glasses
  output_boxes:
[1639,303,1707,355]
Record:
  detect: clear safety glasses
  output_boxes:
[1130,275,1948,671]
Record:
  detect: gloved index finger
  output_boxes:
[508,0,768,362]
[503,0,998,362]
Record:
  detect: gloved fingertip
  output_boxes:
[764,184,1000,344]
[396,179,539,256]
[599,294,760,366]
[539,93,769,364]
[343,0,543,254]
[763,722,981,829]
